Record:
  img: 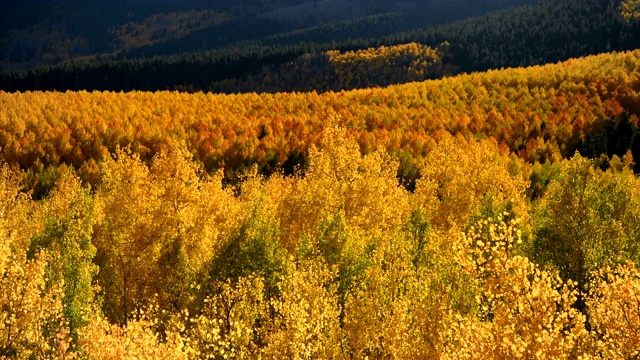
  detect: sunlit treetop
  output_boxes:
[620,0,640,22]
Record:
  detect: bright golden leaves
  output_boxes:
[414,134,528,230]
[0,251,69,359]
[587,263,640,358]
[93,144,240,324]
[2,125,640,358]
[0,165,69,358]
[449,215,586,359]
[532,153,640,289]
[184,275,266,358]
[279,123,410,251]
[78,310,189,359]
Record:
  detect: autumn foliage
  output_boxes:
[1,123,640,357]
[1,49,639,187]
[2,49,640,358]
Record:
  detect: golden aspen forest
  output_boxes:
[2,0,640,358]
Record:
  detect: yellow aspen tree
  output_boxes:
[587,263,640,358]
[206,168,288,299]
[0,163,39,254]
[444,214,587,359]
[414,134,528,231]
[343,229,451,359]
[0,163,70,358]
[0,162,70,359]
[278,122,410,254]
[182,275,267,359]
[93,148,162,325]
[533,154,640,291]
[0,251,69,359]
[150,143,240,314]
[261,260,342,359]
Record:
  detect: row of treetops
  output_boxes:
[1,48,638,190]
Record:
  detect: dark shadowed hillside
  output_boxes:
[2,0,637,93]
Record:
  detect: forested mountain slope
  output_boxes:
[0,0,533,72]
[2,0,636,92]
[2,2,640,355]
[212,0,640,93]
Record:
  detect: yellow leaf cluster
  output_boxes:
[449,215,586,359]
[620,0,640,22]
[414,134,528,230]
[77,311,188,360]
[587,263,640,358]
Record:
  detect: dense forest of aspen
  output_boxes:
[2,0,640,358]
[1,46,640,357]
[2,49,640,191]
